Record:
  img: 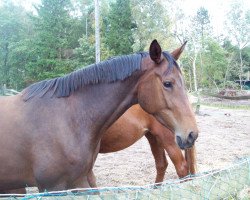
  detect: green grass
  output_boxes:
[193,102,250,110]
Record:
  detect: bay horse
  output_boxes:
[87,104,196,188]
[2,104,196,193]
[0,40,198,192]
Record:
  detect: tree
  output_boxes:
[131,0,172,51]
[170,6,211,91]
[0,1,32,89]
[75,0,112,64]
[192,7,212,90]
[242,46,250,79]
[223,39,250,89]
[194,7,211,48]
[226,1,250,89]
[94,0,100,63]
[202,38,228,91]
[104,0,135,56]
[173,17,200,92]
[26,0,83,82]
[75,35,95,67]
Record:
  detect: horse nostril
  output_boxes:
[176,136,184,149]
[187,132,197,144]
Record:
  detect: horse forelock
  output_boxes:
[139,51,180,75]
[162,51,180,75]
[22,54,142,101]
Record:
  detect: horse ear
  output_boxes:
[171,41,187,60]
[149,39,162,64]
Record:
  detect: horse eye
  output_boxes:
[163,81,172,88]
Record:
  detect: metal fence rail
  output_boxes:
[0,85,19,96]
[1,157,249,200]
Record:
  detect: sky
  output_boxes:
[164,0,250,37]
[1,0,250,37]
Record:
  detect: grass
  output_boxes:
[196,102,250,110]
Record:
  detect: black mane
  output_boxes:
[22,51,178,101]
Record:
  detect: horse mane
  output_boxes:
[21,51,179,101]
[140,51,180,74]
[163,51,180,74]
[22,54,142,101]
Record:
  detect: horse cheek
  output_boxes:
[138,79,163,115]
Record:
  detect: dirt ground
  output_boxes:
[94,99,250,187]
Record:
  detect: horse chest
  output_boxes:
[32,145,93,188]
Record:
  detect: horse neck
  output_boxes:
[71,71,143,137]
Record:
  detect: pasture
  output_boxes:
[1,96,249,199]
[94,98,250,187]
[0,0,249,198]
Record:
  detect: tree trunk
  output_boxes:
[223,56,233,88]
[191,37,198,92]
[199,51,204,87]
[188,62,193,92]
[3,42,10,86]
[192,53,198,92]
[86,17,88,38]
[95,0,100,63]
[239,49,244,90]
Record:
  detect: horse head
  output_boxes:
[138,40,198,149]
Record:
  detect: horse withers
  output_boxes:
[0,40,198,192]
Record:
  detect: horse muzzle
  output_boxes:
[176,132,198,150]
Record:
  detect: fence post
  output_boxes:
[195,90,201,115]
[3,84,6,96]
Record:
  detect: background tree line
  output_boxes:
[0,0,249,92]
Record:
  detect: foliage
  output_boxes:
[202,38,228,89]
[0,0,249,92]
[194,7,210,45]
[25,0,81,82]
[131,0,172,51]
[242,46,250,73]
[76,35,95,67]
[0,2,35,89]
[103,0,135,56]
[225,1,250,89]
[223,40,250,84]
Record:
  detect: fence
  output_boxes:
[2,157,249,200]
[0,84,19,96]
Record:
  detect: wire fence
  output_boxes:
[0,84,19,96]
[2,157,249,200]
